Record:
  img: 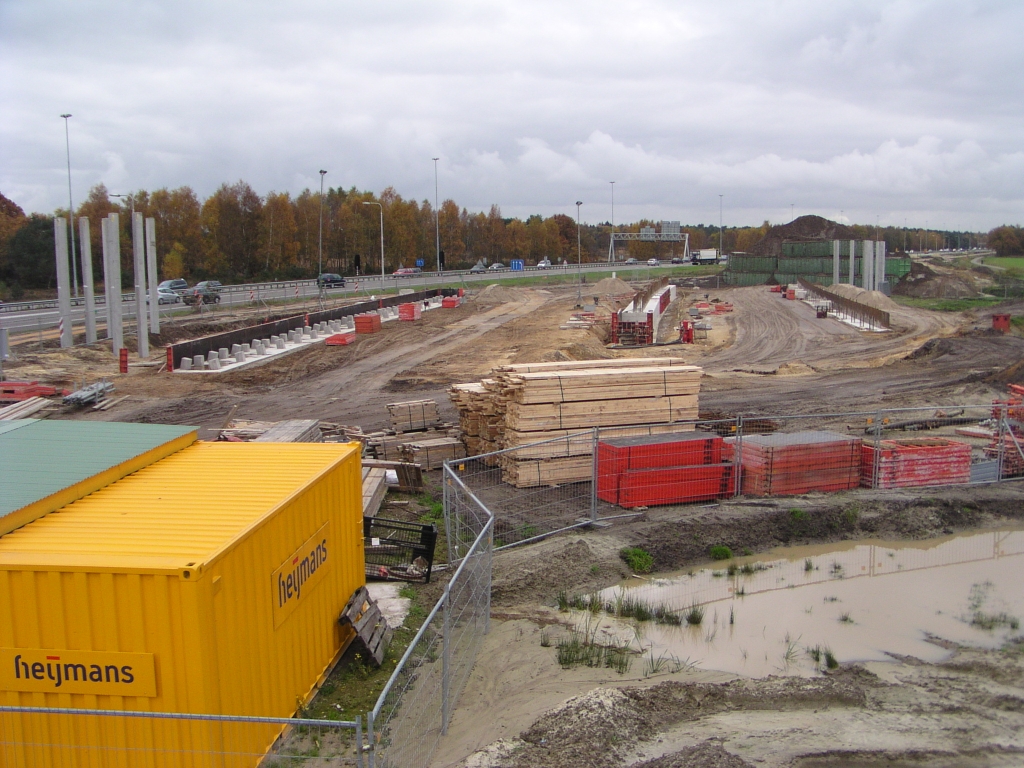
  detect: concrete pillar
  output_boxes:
[218,348,229,360]
[101,214,123,354]
[235,350,245,363]
[276,337,285,349]
[78,218,97,343]
[862,240,874,291]
[146,217,159,332]
[132,213,149,358]
[849,239,856,285]
[192,354,205,369]
[53,218,73,348]
[875,240,886,290]
[208,357,220,370]
[832,240,840,286]
[179,357,192,370]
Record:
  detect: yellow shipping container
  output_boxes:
[0,441,365,768]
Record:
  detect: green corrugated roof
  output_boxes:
[0,420,197,519]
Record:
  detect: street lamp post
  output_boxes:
[719,195,724,260]
[575,201,583,304]
[609,181,615,262]
[363,201,385,289]
[60,114,79,298]
[318,170,326,280]
[433,158,441,273]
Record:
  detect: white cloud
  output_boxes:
[1,0,1022,229]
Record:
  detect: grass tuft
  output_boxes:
[685,603,706,626]
[620,546,654,574]
[710,545,733,561]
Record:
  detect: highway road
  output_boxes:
[0,261,701,337]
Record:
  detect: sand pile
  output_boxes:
[473,284,525,304]
[592,276,634,295]
[894,261,981,299]
[750,215,855,257]
[826,283,902,312]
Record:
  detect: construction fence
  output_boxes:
[450,404,1022,550]
[362,466,493,768]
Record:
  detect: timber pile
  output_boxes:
[362,466,389,517]
[388,399,441,432]
[400,437,466,470]
[0,396,54,420]
[366,425,460,460]
[254,419,323,443]
[449,358,703,488]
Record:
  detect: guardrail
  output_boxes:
[0,261,701,315]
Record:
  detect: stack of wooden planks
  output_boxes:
[362,466,389,517]
[388,399,441,432]
[254,419,323,443]
[0,396,54,420]
[450,358,703,487]
[400,437,466,470]
[366,425,460,460]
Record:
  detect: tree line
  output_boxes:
[0,183,1003,298]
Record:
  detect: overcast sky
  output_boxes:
[2,0,1021,230]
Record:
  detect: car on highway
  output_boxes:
[157,287,182,304]
[469,263,486,273]
[536,258,551,269]
[671,257,685,264]
[624,257,638,265]
[647,258,660,267]
[393,267,422,276]
[158,278,188,293]
[183,281,222,305]
[317,273,346,287]
[488,263,506,271]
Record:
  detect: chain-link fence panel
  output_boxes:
[367,468,492,768]
[0,706,364,768]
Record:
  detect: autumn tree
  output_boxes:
[988,226,1023,257]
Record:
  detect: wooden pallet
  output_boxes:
[387,399,441,432]
[400,437,467,470]
[339,586,392,667]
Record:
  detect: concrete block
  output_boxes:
[262,338,271,348]
[310,328,318,339]
[193,354,205,369]
[207,350,218,362]
[218,347,229,360]
[231,343,241,354]
[304,326,312,334]
[276,337,285,349]
[179,357,192,370]
[235,350,245,363]
[242,343,251,353]
[208,357,221,370]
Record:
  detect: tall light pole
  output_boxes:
[60,114,79,297]
[318,170,326,279]
[790,203,794,221]
[575,201,583,304]
[363,201,385,287]
[609,181,615,262]
[719,194,724,259]
[432,158,441,273]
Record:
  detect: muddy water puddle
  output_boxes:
[573,528,1024,677]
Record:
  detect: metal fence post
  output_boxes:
[997,407,1007,481]
[872,409,883,489]
[441,583,452,734]
[367,709,376,768]
[733,414,744,497]
[356,714,365,768]
[590,427,599,522]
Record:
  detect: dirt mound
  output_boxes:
[826,283,902,312]
[749,215,855,257]
[545,334,615,363]
[987,357,1024,385]
[593,277,635,295]
[894,260,981,299]
[474,284,526,304]
[632,742,754,767]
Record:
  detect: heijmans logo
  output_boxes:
[272,521,332,628]
[1,648,157,697]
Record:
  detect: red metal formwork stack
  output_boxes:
[597,431,733,508]
[734,431,861,496]
[0,381,59,402]
[354,312,382,334]
[862,437,972,489]
[442,296,462,308]
[398,302,422,321]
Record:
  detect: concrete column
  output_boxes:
[863,240,874,291]
[875,240,886,290]
[54,218,73,348]
[146,217,159,332]
[132,213,149,358]
[78,218,97,343]
[832,240,840,285]
[849,239,856,285]
[103,214,124,354]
